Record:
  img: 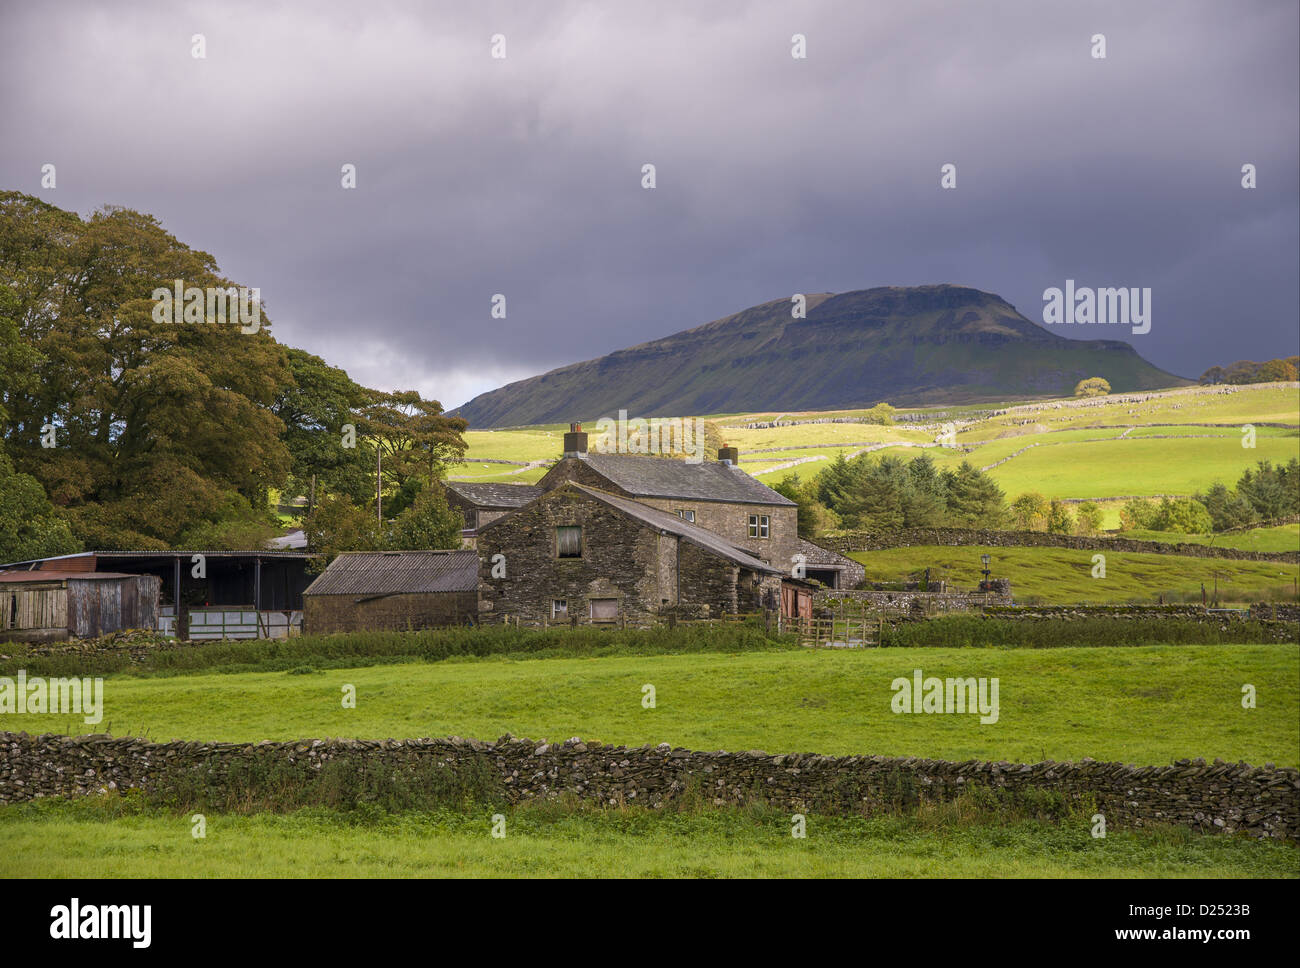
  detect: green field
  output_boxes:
[14,645,1297,767]
[453,383,1300,510]
[3,797,1295,878]
[848,546,1299,605]
[1124,524,1299,554]
[982,436,1299,500]
[448,464,548,484]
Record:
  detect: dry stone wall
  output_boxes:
[817,528,1299,563]
[2,731,1295,840]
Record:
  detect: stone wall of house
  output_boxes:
[676,540,739,616]
[818,528,1299,563]
[303,592,478,635]
[634,497,800,570]
[538,455,801,569]
[2,732,1294,840]
[478,488,663,625]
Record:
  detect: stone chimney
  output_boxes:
[563,422,589,458]
[718,445,739,465]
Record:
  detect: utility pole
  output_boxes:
[377,445,383,524]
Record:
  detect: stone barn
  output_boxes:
[303,550,479,634]
[796,537,866,590]
[0,572,161,643]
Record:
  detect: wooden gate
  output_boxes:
[797,602,883,648]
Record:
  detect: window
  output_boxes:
[590,598,618,621]
[556,525,582,558]
[675,509,695,523]
[552,599,568,618]
[748,514,770,539]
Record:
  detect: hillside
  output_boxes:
[454,285,1188,427]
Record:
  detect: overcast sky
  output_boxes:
[2,0,1296,410]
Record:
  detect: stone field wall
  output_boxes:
[2,731,1295,840]
[815,528,1299,563]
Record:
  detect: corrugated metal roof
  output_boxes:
[554,454,796,506]
[0,549,316,570]
[567,485,782,574]
[303,550,479,596]
[93,550,316,559]
[0,571,141,583]
[445,481,543,508]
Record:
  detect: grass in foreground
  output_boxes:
[848,545,1299,605]
[2,795,1294,878]
[7,645,1296,767]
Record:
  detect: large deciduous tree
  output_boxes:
[0,191,292,548]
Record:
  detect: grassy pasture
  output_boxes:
[461,429,561,462]
[983,436,1299,500]
[12,645,1297,767]
[970,385,1298,432]
[1124,524,1299,554]
[3,797,1295,878]
[447,465,549,484]
[720,423,927,450]
[848,545,1299,605]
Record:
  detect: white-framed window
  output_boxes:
[589,598,618,621]
[556,525,582,558]
[748,514,770,539]
[675,509,695,523]
[552,599,568,618]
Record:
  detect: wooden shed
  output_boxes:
[0,572,161,643]
[0,550,313,640]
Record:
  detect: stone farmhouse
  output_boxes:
[302,425,863,633]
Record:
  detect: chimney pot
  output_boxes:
[563,423,589,458]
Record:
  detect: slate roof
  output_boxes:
[445,481,544,508]
[797,537,854,570]
[564,454,796,507]
[303,550,479,596]
[567,485,782,574]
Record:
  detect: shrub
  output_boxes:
[1073,501,1104,536]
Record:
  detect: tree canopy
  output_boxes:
[0,192,466,556]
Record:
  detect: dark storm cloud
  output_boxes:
[2,0,1296,408]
